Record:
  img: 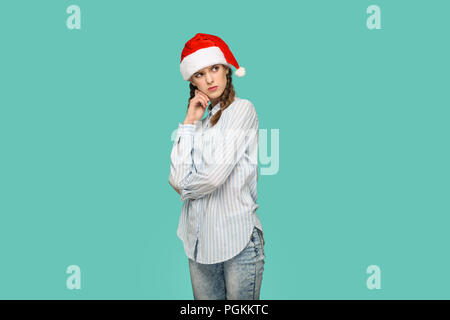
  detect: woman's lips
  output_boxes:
[208,86,218,91]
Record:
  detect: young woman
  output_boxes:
[169,33,265,300]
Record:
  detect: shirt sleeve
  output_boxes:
[168,121,202,195]
[179,100,258,201]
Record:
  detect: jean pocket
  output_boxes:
[256,229,265,259]
[250,227,265,256]
[257,228,265,247]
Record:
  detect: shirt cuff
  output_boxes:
[178,123,195,136]
[178,120,202,136]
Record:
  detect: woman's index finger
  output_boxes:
[198,90,210,100]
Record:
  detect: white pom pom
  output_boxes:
[235,66,246,77]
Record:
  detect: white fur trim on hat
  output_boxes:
[180,46,228,81]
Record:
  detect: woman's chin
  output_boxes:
[208,89,224,99]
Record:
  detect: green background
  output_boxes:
[0,0,449,299]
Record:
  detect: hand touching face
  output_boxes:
[184,89,210,123]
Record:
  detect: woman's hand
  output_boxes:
[183,89,210,124]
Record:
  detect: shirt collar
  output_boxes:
[208,103,221,117]
[208,96,238,117]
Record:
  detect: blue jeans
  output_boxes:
[188,227,265,300]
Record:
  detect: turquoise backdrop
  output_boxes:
[0,0,449,299]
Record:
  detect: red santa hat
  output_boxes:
[180,33,246,81]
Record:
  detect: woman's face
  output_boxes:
[190,64,229,102]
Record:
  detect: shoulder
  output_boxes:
[225,97,256,118]
[219,97,258,129]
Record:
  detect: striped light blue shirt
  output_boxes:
[169,96,263,264]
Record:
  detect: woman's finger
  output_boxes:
[202,94,210,107]
[195,96,203,107]
[194,90,209,108]
[199,96,207,108]
[199,91,210,102]
[195,89,207,100]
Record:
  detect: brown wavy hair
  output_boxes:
[187,64,236,128]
